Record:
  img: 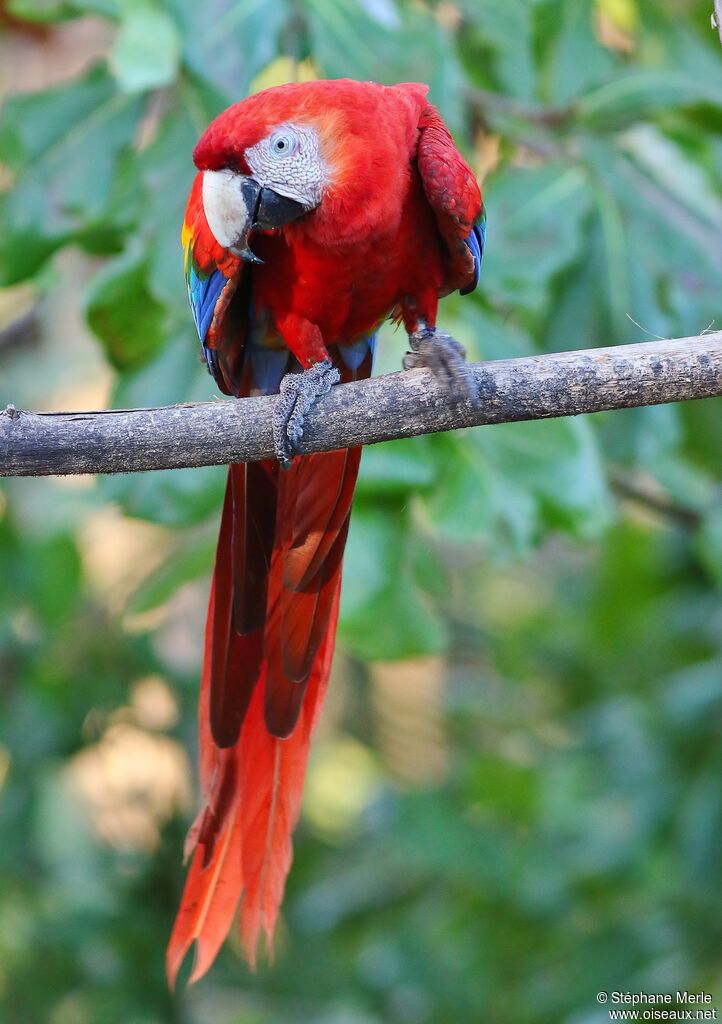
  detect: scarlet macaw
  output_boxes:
[167,78,485,985]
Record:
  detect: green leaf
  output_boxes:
[697,511,722,590]
[340,572,448,662]
[458,0,537,100]
[599,405,681,473]
[110,1,181,93]
[479,163,592,316]
[341,504,404,621]
[303,0,464,125]
[543,223,614,352]
[134,104,201,309]
[439,303,536,364]
[1,528,82,627]
[6,0,76,22]
[0,66,143,284]
[579,133,722,341]
[679,398,722,479]
[356,437,438,500]
[463,753,537,822]
[620,125,722,236]
[0,65,115,170]
[110,318,212,408]
[544,0,616,105]
[578,71,722,129]
[662,659,722,727]
[34,772,108,909]
[486,417,613,539]
[634,0,722,102]
[85,244,167,371]
[420,434,496,545]
[179,0,288,101]
[9,0,120,20]
[423,418,612,556]
[78,0,118,13]
[101,463,225,527]
[340,503,448,660]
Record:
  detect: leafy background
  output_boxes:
[1,1,721,1021]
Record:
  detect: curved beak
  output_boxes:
[234,178,308,265]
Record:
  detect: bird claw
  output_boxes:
[273,359,340,467]
[403,327,478,406]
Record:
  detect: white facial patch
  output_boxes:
[245,122,327,209]
[202,169,247,250]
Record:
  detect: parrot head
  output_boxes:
[188,79,425,264]
[192,85,339,264]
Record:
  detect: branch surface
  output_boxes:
[1,333,721,477]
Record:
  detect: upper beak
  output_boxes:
[233,177,308,265]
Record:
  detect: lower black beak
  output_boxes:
[254,188,307,231]
[234,178,308,265]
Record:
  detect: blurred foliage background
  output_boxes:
[0,0,721,1021]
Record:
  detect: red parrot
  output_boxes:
[166,78,485,985]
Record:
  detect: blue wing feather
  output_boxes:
[460,207,486,296]
[187,264,228,344]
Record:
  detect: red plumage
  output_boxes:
[168,78,482,985]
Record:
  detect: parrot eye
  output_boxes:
[270,131,297,158]
[243,122,325,211]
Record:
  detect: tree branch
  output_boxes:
[1,333,721,477]
[0,306,40,354]
[464,85,577,127]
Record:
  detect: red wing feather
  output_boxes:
[416,104,482,294]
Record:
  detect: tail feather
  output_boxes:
[167,578,245,987]
[167,350,370,985]
[288,447,360,589]
[231,460,277,634]
[263,450,358,738]
[167,453,355,983]
[167,781,243,986]
[209,473,262,748]
[239,588,337,962]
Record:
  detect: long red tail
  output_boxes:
[166,421,362,984]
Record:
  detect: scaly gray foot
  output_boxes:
[273,359,340,467]
[403,326,477,405]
